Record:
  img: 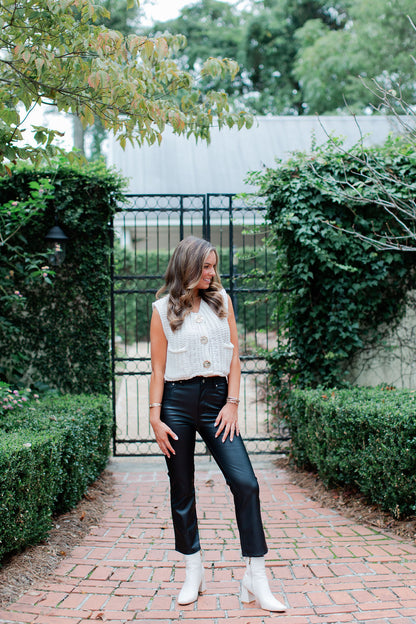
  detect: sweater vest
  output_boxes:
[152,289,234,381]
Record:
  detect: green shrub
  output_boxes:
[0,393,112,560]
[0,160,126,393]
[0,430,62,559]
[0,382,40,416]
[247,138,416,390]
[286,386,416,517]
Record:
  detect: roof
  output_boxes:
[107,115,405,195]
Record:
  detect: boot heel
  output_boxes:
[199,573,207,594]
[240,581,255,603]
[247,557,287,612]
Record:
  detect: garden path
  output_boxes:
[0,455,416,624]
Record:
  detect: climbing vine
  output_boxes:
[0,159,126,393]
[246,138,416,390]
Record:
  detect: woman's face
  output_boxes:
[195,250,217,291]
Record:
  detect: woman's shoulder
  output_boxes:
[152,294,169,313]
[219,287,229,307]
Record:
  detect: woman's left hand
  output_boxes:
[215,402,240,442]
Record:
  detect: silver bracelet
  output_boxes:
[149,402,162,408]
[226,396,240,405]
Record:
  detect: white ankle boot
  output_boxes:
[177,551,206,605]
[240,556,286,612]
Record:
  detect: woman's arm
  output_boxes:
[215,294,241,442]
[149,308,178,458]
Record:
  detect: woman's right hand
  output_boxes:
[150,417,178,458]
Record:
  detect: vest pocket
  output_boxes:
[166,345,188,379]
[167,345,187,353]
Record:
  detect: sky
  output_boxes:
[143,0,245,23]
[143,0,199,22]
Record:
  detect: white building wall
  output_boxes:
[348,295,416,389]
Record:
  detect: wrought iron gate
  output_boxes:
[111,193,288,456]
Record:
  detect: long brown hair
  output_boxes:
[156,236,227,331]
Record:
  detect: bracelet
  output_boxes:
[149,402,162,408]
[226,396,240,405]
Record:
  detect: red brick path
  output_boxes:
[1,456,416,624]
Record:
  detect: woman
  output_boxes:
[149,236,286,612]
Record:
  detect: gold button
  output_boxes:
[203,360,211,368]
[195,315,203,323]
[200,336,208,344]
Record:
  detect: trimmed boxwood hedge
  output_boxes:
[0,430,62,558]
[286,386,416,518]
[0,394,112,561]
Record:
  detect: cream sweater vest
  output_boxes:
[152,289,234,381]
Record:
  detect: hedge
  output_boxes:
[0,430,62,559]
[0,161,125,394]
[286,386,416,518]
[0,394,112,561]
[246,138,416,390]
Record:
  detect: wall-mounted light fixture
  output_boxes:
[45,222,68,267]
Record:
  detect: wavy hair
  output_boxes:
[156,236,227,332]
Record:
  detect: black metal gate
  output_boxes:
[111,194,288,456]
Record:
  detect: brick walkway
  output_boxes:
[1,456,416,624]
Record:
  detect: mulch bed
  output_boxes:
[275,456,416,542]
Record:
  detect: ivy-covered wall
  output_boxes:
[0,161,126,394]
[247,138,416,390]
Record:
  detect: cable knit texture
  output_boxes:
[152,289,234,381]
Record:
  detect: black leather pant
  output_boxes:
[161,376,268,557]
